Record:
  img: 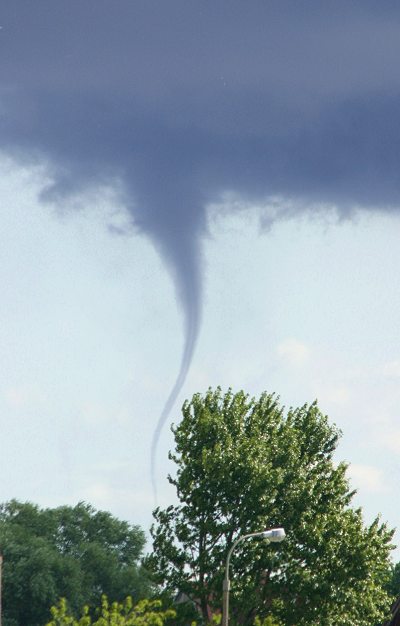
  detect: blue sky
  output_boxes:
[1,2,400,556]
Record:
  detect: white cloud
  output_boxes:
[316,384,350,406]
[378,428,400,454]
[277,338,310,366]
[5,384,47,409]
[381,360,400,379]
[79,402,132,426]
[348,463,389,494]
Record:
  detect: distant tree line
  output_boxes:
[0,501,153,626]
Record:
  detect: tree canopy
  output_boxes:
[387,561,400,598]
[0,501,152,626]
[146,387,394,626]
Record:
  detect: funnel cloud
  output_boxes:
[2,2,400,489]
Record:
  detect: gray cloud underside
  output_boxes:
[1,1,400,486]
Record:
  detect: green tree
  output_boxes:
[45,595,176,626]
[387,561,400,598]
[0,501,153,626]
[146,387,394,626]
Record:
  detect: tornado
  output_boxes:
[150,290,200,500]
[2,1,400,500]
[132,188,205,499]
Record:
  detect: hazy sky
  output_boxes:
[1,1,400,555]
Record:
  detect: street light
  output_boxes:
[222,528,286,626]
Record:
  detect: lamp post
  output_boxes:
[222,528,286,626]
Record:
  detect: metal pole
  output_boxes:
[222,575,230,626]
[221,533,261,626]
[221,528,285,626]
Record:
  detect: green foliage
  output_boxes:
[253,617,281,626]
[0,501,153,626]
[387,561,400,598]
[45,595,175,626]
[146,387,395,626]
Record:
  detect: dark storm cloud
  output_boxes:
[2,1,400,485]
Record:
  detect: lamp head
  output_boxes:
[262,528,286,542]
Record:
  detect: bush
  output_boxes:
[45,595,176,626]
